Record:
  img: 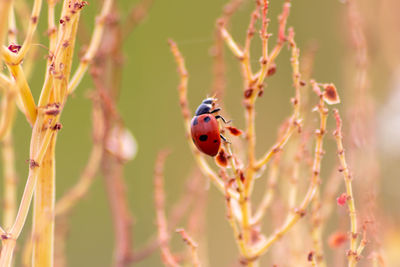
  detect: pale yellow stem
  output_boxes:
[32,136,56,267]
[1,0,42,64]
[68,0,114,94]
[0,0,13,67]
[6,64,37,125]
[2,131,18,230]
[0,73,11,91]
[0,88,16,140]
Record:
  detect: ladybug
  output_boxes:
[190,98,228,156]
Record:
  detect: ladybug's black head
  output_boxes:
[195,98,216,116]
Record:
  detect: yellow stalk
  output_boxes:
[32,4,81,266]
[1,0,42,65]
[0,0,13,67]
[0,87,16,140]
[6,64,37,125]
[32,135,56,267]
[0,73,11,91]
[68,0,114,94]
[2,132,17,230]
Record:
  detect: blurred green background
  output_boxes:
[3,0,399,266]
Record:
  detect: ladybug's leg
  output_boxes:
[210,108,221,114]
[220,134,230,144]
[215,115,231,124]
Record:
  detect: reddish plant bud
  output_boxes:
[337,193,347,206]
[216,147,228,167]
[8,44,21,53]
[267,63,276,76]
[328,231,348,248]
[226,126,243,136]
[258,88,264,97]
[323,83,340,105]
[239,170,245,183]
[244,88,253,99]
[307,251,314,262]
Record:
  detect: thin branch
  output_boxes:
[168,39,239,200]
[55,98,104,216]
[5,64,37,125]
[2,0,42,64]
[176,229,201,267]
[121,0,153,39]
[248,81,330,261]
[0,0,13,68]
[154,150,180,267]
[1,132,18,229]
[333,109,362,267]
[68,0,114,94]
[0,87,17,140]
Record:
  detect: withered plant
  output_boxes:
[0,0,112,266]
[166,0,373,266]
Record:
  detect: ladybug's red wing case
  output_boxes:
[191,114,221,156]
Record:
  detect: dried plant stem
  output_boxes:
[1,0,42,64]
[310,189,326,267]
[55,141,103,216]
[132,171,204,264]
[68,0,114,94]
[154,150,180,267]
[252,155,280,225]
[7,5,17,43]
[32,136,56,267]
[0,73,11,90]
[0,115,56,267]
[224,177,247,257]
[176,229,201,267]
[244,1,291,208]
[249,82,328,260]
[37,0,57,107]
[219,26,243,59]
[21,97,105,267]
[0,0,13,67]
[168,39,239,201]
[333,109,360,267]
[0,87,17,140]
[2,132,18,230]
[4,64,36,125]
[31,1,96,265]
[31,3,80,265]
[103,154,134,267]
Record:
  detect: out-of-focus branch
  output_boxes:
[2,131,18,230]
[68,0,114,94]
[154,150,180,267]
[55,96,104,216]
[122,0,153,39]
[176,229,201,267]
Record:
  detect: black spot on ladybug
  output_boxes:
[213,139,218,143]
[193,117,198,125]
[204,116,211,122]
[199,135,208,141]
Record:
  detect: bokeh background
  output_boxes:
[3,0,400,266]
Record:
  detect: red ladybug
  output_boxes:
[191,98,228,156]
